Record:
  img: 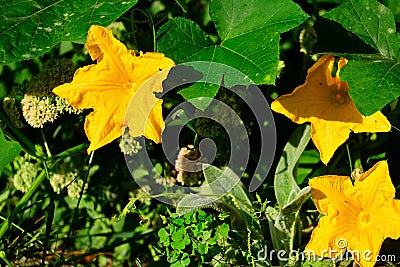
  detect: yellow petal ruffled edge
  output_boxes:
[125,66,175,144]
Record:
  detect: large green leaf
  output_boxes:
[176,165,251,211]
[274,125,311,207]
[157,0,308,109]
[0,0,138,64]
[323,0,400,115]
[211,0,308,41]
[267,187,310,262]
[383,0,400,22]
[306,0,344,3]
[203,165,251,206]
[341,58,400,115]
[0,129,21,171]
[324,0,400,59]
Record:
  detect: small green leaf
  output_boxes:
[182,253,191,266]
[171,261,185,267]
[197,210,207,221]
[0,129,21,171]
[172,218,185,226]
[158,228,169,242]
[184,211,194,224]
[168,250,180,263]
[192,229,200,238]
[171,228,185,241]
[208,236,217,245]
[197,222,207,234]
[324,0,400,60]
[0,0,138,64]
[171,239,186,250]
[274,125,311,207]
[183,235,191,245]
[198,243,209,254]
[202,230,211,241]
[219,223,229,238]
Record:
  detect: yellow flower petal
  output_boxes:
[130,52,175,88]
[83,91,128,153]
[306,161,400,267]
[271,55,391,164]
[355,161,395,205]
[353,111,391,133]
[372,198,400,239]
[125,65,170,143]
[310,121,351,165]
[309,175,356,216]
[144,99,164,143]
[347,230,382,267]
[53,25,175,153]
[305,216,354,257]
[86,25,135,81]
[125,55,175,143]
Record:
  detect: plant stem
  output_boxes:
[0,215,43,245]
[41,128,52,157]
[54,143,88,159]
[146,8,156,52]
[59,151,94,264]
[346,143,353,173]
[0,251,13,267]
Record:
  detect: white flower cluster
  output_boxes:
[12,155,41,193]
[119,129,143,155]
[50,171,87,199]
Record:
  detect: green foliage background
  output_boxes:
[0,0,400,266]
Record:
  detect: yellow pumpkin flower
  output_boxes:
[306,161,400,267]
[53,25,175,153]
[271,55,391,164]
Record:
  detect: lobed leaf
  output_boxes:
[342,58,400,115]
[212,0,309,41]
[324,0,400,115]
[324,0,400,59]
[383,0,400,22]
[157,0,308,109]
[0,0,138,64]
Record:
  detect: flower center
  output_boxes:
[123,83,130,89]
[358,210,370,227]
[335,92,347,104]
